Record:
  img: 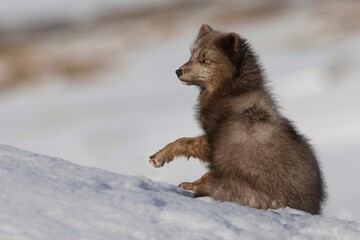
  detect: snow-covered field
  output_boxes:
[1,145,359,240]
[0,0,360,232]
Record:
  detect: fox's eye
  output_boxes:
[202,59,211,64]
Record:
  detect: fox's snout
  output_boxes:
[175,68,183,77]
[175,61,203,87]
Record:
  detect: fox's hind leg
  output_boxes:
[179,172,212,197]
[149,135,209,168]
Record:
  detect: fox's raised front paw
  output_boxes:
[149,151,172,168]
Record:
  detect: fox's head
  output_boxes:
[175,24,263,94]
[176,24,244,93]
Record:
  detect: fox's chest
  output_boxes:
[198,104,229,137]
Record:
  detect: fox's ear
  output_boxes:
[197,24,213,39]
[216,33,241,62]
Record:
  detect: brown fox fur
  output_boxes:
[149,24,326,214]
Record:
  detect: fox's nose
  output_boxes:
[175,69,183,77]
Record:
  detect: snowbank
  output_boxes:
[0,145,359,240]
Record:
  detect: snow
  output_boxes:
[1,145,359,240]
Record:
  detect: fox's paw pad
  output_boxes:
[178,182,197,191]
[149,157,164,168]
[149,153,172,168]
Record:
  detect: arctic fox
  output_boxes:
[149,24,326,214]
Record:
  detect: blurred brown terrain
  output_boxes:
[0,0,359,92]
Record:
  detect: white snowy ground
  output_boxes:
[1,145,359,240]
[0,0,360,225]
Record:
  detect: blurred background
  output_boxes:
[0,0,359,221]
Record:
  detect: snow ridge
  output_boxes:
[0,145,359,240]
